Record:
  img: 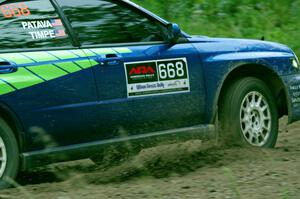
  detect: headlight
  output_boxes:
[292,54,300,69]
[292,58,299,69]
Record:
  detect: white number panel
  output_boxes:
[124,58,190,98]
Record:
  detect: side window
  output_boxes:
[56,0,165,45]
[0,0,72,49]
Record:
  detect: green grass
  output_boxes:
[223,167,241,199]
[133,0,300,56]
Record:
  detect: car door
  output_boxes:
[0,0,100,151]
[57,0,206,140]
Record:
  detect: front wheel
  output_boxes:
[219,77,278,148]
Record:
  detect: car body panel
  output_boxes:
[0,0,299,170]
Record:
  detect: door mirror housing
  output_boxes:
[166,23,182,43]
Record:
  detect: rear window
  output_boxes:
[0,0,72,49]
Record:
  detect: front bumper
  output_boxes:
[282,73,300,123]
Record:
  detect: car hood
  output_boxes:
[188,36,294,54]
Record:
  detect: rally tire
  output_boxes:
[0,118,19,189]
[219,77,278,148]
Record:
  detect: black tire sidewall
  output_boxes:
[221,78,278,148]
[0,118,19,188]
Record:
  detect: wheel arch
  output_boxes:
[0,102,24,153]
[214,64,290,122]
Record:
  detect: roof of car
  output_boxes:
[0,0,170,25]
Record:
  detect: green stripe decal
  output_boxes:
[55,62,81,73]
[91,48,116,55]
[0,68,44,89]
[49,50,78,59]
[0,48,133,96]
[28,64,68,81]
[23,52,58,62]
[75,60,92,69]
[89,60,99,67]
[70,50,87,57]
[113,47,132,53]
[82,49,96,56]
[0,54,34,64]
[0,80,15,95]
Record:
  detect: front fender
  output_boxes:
[201,51,295,123]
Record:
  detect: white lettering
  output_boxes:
[22,20,53,30]
[29,30,56,40]
[27,22,34,29]
[29,32,36,39]
[46,20,52,28]
[37,21,44,29]
[31,21,37,28]
[22,22,28,29]
[36,31,45,39]
[49,30,55,38]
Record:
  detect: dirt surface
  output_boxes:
[0,117,299,199]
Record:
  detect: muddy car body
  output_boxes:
[0,0,298,188]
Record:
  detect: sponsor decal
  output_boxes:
[125,58,190,97]
[290,84,300,103]
[28,29,66,40]
[22,19,63,29]
[22,19,66,40]
[129,66,155,75]
[126,62,157,84]
[28,30,56,40]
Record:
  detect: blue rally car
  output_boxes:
[0,0,299,188]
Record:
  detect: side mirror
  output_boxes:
[166,23,181,43]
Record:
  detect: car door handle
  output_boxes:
[0,62,17,74]
[95,54,123,66]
